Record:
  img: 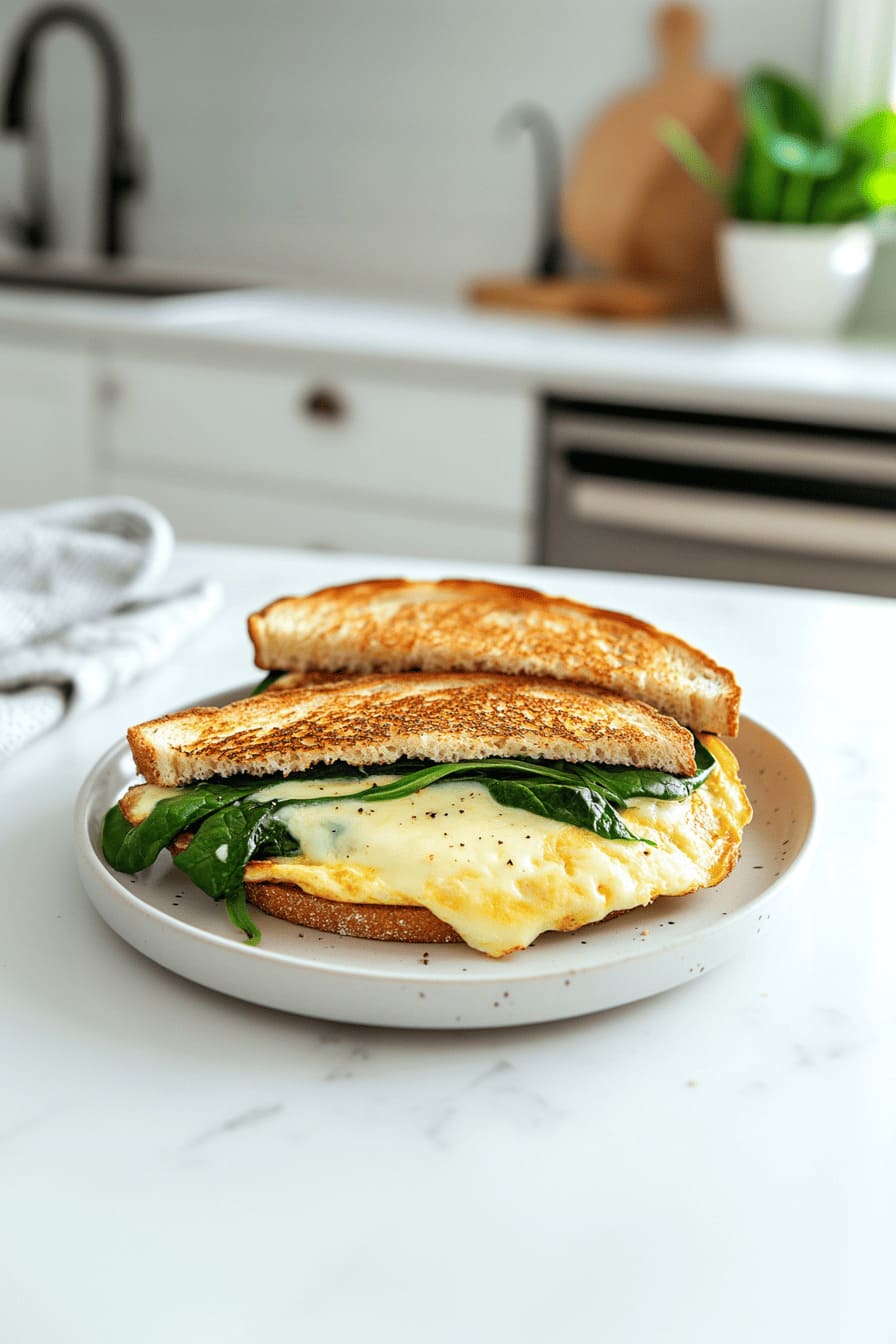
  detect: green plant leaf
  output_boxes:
[780,174,814,222]
[743,70,824,142]
[658,118,729,200]
[732,136,783,221]
[728,138,773,220]
[811,189,869,223]
[809,139,874,222]
[842,107,896,166]
[862,166,896,208]
[767,133,841,179]
[736,69,830,222]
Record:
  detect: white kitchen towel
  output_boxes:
[0,497,221,763]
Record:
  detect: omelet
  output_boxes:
[236,735,750,957]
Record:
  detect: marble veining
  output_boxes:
[186,1103,285,1150]
[2,542,893,1344]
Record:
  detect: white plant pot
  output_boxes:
[718,220,876,337]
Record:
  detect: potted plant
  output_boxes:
[661,70,896,336]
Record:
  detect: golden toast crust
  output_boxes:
[246,881,464,944]
[127,671,698,786]
[247,578,741,736]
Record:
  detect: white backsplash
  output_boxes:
[0,0,825,300]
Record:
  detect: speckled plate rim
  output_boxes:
[73,693,816,1029]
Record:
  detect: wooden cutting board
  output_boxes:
[471,4,740,318]
[562,4,740,302]
[467,274,710,319]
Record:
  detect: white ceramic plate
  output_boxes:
[74,697,815,1029]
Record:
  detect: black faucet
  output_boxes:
[497,103,565,279]
[1,2,144,258]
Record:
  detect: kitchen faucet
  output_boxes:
[497,103,565,279]
[0,2,144,258]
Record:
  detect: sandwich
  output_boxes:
[102,580,751,958]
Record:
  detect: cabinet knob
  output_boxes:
[299,385,347,424]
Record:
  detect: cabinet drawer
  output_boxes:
[0,340,92,506]
[100,470,532,563]
[98,354,534,517]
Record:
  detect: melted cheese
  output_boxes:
[126,784,183,823]
[244,738,751,957]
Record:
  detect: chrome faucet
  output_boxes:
[1,2,144,258]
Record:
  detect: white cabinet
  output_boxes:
[101,470,524,562]
[0,328,536,562]
[92,350,536,561]
[0,339,93,507]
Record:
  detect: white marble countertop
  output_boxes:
[4,283,896,427]
[2,543,894,1341]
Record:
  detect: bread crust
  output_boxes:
[247,578,741,736]
[127,671,698,787]
[245,881,464,944]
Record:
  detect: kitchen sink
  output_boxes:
[0,264,243,299]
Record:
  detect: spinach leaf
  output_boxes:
[101,780,262,874]
[173,801,301,942]
[278,758,653,843]
[282,761,373,782]
[571,738,716,805]
[255,815,304,858]
[292,746,715,843]
[250,671,287,696]
[225,888,261,946]
[482,779,646,843]
[328,756,574,804]
[172,800,297,901]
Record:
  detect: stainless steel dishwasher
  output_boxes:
[539,397,896,597]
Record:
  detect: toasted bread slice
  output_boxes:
[245,881,465,944]
[127,671,697,786]
[248,579,740,736]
